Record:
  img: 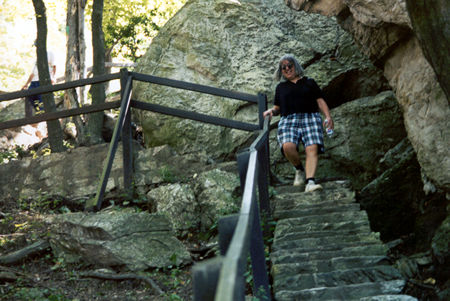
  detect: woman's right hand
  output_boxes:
[263,108,273,119]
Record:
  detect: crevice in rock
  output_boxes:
[322,69,391,109]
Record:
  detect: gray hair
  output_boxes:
[274,54,304,81]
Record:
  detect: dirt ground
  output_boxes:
[0,196,197,301]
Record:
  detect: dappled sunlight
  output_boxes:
[0,122,47,152]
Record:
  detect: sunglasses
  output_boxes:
[281,63,293,71]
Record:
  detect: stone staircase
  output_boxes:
[270,180,416,301]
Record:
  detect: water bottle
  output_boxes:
[324,119,334,137]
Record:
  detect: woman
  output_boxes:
[263,54,334,192]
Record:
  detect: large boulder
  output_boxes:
[146,183,198,234]
[133,0,384,159]
[146,168,241,233]
[0,143,126,201]
[49,209,191,270]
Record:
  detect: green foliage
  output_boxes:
[0,145,26,164]
[17,192,66,214]
[13,287,69,301]
[159,165,179,183]
[87,0,187,61]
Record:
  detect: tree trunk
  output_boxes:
[87,0,106,145]
[32,0,65,153]
[65,0,87,144]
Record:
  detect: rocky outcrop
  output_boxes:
[133,0,386,159]
[405,0,450,100]
[145,169,240,233]
[285,0,450,191]
[49,209,191,270]
[358,139,423,241]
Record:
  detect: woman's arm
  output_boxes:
[317,98,333,129]
[263,105,280,119]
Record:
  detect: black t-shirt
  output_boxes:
[274,77,324,116]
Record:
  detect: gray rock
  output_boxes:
[431,215,450,266]
[194,168,241,231]
[146,183,197,233]
[49,209,191,271]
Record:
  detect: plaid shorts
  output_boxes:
[277,112,325,154]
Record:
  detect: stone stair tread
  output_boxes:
[359,295,419,301]
[274,203,361,219]
[274,193,356,207]
[275,220,371,234]
[271,255,390,276]
[272,240,385,254]
[271,244,389,264]
[274,198,359,210]
[274,280,406,301]
[273,210,369,226]
[274,180,353,194]
[273,232,382,251]
[273,265,403,291]
[274,229,376,242]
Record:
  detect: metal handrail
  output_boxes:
[192,117,271,301]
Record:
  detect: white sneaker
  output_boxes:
[293,170,305,186]
[305,181,323,192]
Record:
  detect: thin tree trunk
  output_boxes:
[87,0,106,145]
[32,0,65,153]
[65,0,87,144]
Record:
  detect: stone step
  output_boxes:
[274,202,362,219]
[273,265,404,291]
[275,219,372,235]
[271,244,389,265]
[275,229,373,241]
[274,230,379,245]
[274,190,356,207]
[274,280,406,301]
[271,255,390,277]
[272,210,370,227]
[274,180,353,195]
[272,195,359,210]
[273,232,381,252]
[360,295,419,301]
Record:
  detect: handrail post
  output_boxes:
[250,193,271,300]
[218,215,239,255]
[121,69,133,199]
[193,257,223,301]
[257,133,271,218]
[85,74,133,211]
[236,148,250,189]
[257,93,267,129]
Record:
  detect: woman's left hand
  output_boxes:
[324,117,334,129]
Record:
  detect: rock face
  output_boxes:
[146,168,241,233]
[286,0,450,191]
[49,210,191,270]
[133,0,385,159]
[405,0,450,100]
